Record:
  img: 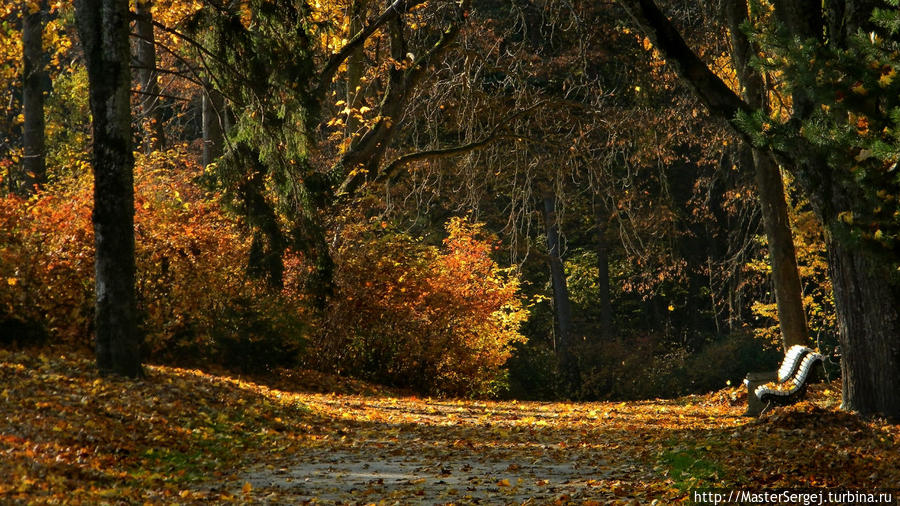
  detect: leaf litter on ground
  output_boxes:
[2,346,899,504]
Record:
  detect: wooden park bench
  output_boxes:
[743,345,825,416]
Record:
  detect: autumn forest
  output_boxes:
[3,0,900,503]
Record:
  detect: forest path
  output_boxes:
[224,392,742,504]
[4,349,894,505]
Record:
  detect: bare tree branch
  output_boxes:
[314,0,428,102]
[377,100,549,185]
[616,0,752,126]
[335,5,470,196]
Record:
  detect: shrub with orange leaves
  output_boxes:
[0,145,307,370]
[0,169,94,343]
[310,215,528,397]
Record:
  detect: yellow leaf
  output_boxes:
[851,82,868,95]
[242,482,252,494]
[6,278,16,286]
[498,478,511,487]
[879,68,896,87]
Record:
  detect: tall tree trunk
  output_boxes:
[542,190,576,381]
[725,0,809,350]
[134,0,165,151]
[594,201,614,341]
[771,0,900,417]
[825,221,900,416]
[202,87,223,166]
[751,151,809,349]
[21,0,47,194]
[75,0,143,378]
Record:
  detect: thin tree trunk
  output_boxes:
[21,0,47,194]
[594,202,614,341]
[134,0,165,151]
[542,190,576,382]
[707,256,721,335]
[751,151,809,348]
[725,0,809,350]
[75,0,143,378]
[202,87,223,166]
[345,0,366,137]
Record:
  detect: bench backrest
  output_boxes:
[755,351,824,401]
[791,353,822,388]
[777,345,811,383]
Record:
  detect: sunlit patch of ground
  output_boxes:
[1,347,897,504]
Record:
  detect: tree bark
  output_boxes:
[542,190,576,381]
[825,221,900,416]
[594,201,614,341]
[134,0,165,151]
[751,151,809,349]
[75,0,143,378]
[202,87,224,166]
[21,0,47,194]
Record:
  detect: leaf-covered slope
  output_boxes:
[0,347,321,503]
[2,348,899,504]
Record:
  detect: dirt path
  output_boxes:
[222,395,713,504]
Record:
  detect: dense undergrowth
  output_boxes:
[0,147,527,397]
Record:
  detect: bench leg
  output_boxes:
[744,380,767,416]
[743,371,776,417]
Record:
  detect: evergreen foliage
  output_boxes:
[743,4,900,278]
[191,0,333,301]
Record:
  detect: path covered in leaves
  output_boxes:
[2,348,900,504]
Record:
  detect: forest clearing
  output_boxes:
[3,347,900,504]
